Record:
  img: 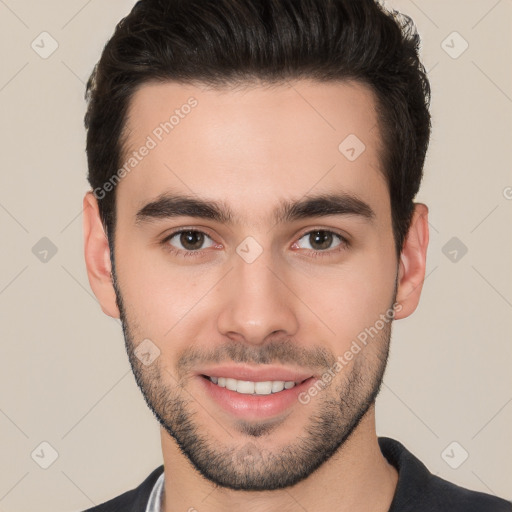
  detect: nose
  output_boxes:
[216,248,300,346]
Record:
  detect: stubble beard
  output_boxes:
[111,262,393,491]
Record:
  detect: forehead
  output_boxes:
[117,79,388,226]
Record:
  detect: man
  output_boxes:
[81,0,511,510]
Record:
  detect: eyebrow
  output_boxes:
[134,191,376,227]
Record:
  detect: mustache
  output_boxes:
[175,337,336,379]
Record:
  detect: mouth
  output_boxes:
[200,374,310,395]
[195,366,317,421]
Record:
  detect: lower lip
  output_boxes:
[197,375,316,421]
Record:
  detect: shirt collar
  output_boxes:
[145,470,165,512]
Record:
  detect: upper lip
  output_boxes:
[196,364,314,383]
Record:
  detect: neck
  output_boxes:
[160,405,398,512]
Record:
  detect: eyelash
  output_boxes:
[160,228,350,259]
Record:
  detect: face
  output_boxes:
[109,79,399,490]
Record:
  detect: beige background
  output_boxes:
[0,0,511,510]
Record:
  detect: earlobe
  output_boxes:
[83,191,120,319]
[394,203,429,320]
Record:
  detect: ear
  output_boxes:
[83,191,120,319]
[394,203,429,320]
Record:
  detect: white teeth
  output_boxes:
[209,376,297,395]
[225,378,238,391]
[254,381,272,395]
[271,381,285,393]
[236,380,255,394]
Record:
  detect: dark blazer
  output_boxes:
[81,465,164,512]
[80,437,512,511]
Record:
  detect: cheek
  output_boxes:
[299,251,396,347]
[115,243,219,349]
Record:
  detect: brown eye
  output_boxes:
[164,230,215,252]
[179,231,205,250]
[310,231,334,250]
[296,230,346,252]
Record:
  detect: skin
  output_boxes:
[83,79,429,512]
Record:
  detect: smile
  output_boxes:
[206,375,305,395]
